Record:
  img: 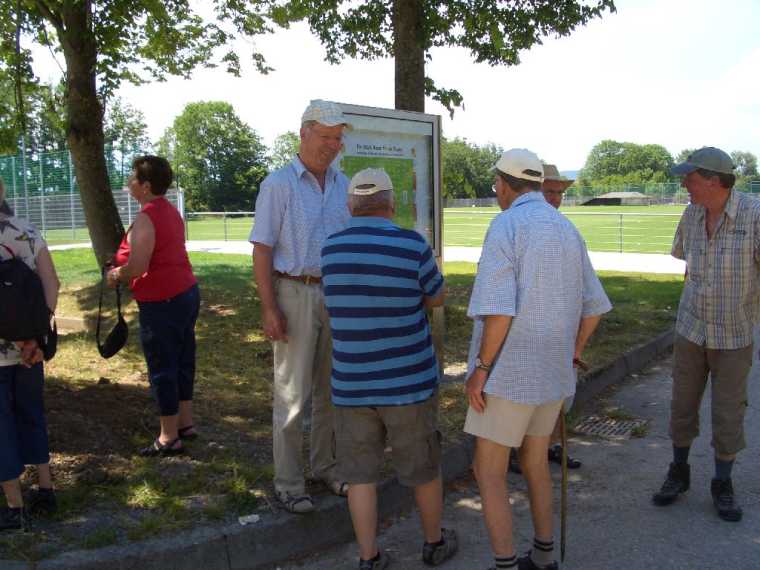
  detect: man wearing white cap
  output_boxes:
[464,149,611,570]
[320,168,457,570]
[652,147,760,522]
[250,100,351,513]
[507,164,583,476]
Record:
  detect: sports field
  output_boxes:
[445,205,685,253]
[44,205,686,254]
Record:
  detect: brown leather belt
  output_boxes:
[274,271,321,285]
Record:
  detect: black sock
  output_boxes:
[673,445,690,465]
[715,458,734,481]
[494,554,517,568]
[425,538,444,547]
[361,552,380,563]
[531,537,554,567]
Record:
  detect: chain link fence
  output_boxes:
[0,146,182,244]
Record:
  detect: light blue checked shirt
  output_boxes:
[249,156,350,277]
[466,192,612,405]
[672,190,760,349]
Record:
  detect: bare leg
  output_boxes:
[178,400,194,432]
[158,414,180,446]
[473,437,515,557]
[36,464,53,489]
[414,476,443,543]
[519,435,554,540]
[1,479,23,508]
[348,483,378,560]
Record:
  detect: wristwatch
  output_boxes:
[475,357,492,372]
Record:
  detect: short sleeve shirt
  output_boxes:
[249,156,350,277]
[0,215,46,366]
[466,192,612,405]
[671,190,760,349]
[321,217,444,407]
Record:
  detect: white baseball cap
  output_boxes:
[301,99,352,128]
[491,148,544,183]
[348,168,394,196]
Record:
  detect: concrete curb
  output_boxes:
[4,330,673,569]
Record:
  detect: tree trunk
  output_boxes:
[59,1,124,266]
[393,0,425,113]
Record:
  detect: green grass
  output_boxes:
[444,204,685,252]
[41,205,685,254]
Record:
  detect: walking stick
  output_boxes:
[560,411,568,563]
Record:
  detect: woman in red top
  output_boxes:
[108,156,200,457]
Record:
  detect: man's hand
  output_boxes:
[465,368,488,413]
[14,339,43,367]
[106,267,121,289]
[262,305,288,342]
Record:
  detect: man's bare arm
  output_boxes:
[253,243,288,342]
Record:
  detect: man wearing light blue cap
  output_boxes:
[652,147,760,522]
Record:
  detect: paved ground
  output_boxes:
[281,335,760,570]
[50,241,686,275]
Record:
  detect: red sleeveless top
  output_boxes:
[114,197,196,302]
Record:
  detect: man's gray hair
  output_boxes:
[350,189,394,216]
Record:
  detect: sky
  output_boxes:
[30,0,760,171]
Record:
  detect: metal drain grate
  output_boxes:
[573,415,647,439]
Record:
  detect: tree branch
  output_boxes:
[31,0,64,32]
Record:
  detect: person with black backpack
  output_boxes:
[0,179,60,532]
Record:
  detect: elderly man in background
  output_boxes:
[321,168,457,570]
[250,100,351,514]
[652,147,760,522]
[464,149,611,570]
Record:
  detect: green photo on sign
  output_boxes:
[341,156,416,230]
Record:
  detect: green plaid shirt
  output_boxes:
[672,190,760,349]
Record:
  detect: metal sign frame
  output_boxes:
[335,102,443,256]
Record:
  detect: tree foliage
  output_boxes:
[281,0,615,113]
[441,137,501,199]
[731,150,758,180]
[158,101,267,212]
[578,140,674,187]
[0,0,282,264]
[268,131,300,170]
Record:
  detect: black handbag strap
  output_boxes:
[96,267,123,348]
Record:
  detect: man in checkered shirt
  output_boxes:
[652,147,760,523]
[463,148,611,570]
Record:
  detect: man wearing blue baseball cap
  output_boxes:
[652,147,760,522]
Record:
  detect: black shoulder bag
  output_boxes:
[96,267,128,358]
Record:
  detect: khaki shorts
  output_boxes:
[334,395,441,487]
[464,394,564,448]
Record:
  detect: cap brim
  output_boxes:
[670,163,697,176]
[314,118,353,130]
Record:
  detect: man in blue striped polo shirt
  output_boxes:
[321,168,457,570]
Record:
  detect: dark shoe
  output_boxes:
[509,449,522,474]
[139,437,185,457]
[548,445,582,469]
[25,487,57,515]
[359,550,390,570]
[177,425,198,441]
[517,553,558,569]
[652,462,690,506]
[711,478,742,522]
[422,528,458,566]
[0,507,28,532]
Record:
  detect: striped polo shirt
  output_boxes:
[321,217,444,407]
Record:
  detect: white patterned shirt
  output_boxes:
[466,192,612,405]
[671,190,760,349]
[249,156,350,277]
[0,214,46,366]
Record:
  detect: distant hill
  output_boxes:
[561,169,580,180]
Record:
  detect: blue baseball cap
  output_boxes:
[671,147,734,176]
